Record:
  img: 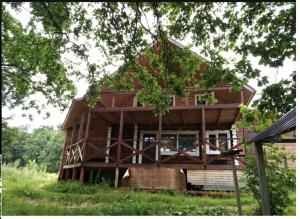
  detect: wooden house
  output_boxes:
[58,39,256,190]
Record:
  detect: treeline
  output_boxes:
[2,121,64,173]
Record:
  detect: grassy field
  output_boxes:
[2,165,295,216]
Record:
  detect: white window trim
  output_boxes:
[194,94,207,105]
[169,95,176,106]
[206,130,231,155]
[138,130,199,163]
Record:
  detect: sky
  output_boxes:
[2,3,296,131]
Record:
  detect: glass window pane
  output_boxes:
[161,134,177,152]
[208,134,217,151]
[219,133,228,151]
[178,134,197,151]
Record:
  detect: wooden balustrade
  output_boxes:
[63,136,245,168]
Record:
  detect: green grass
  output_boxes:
[2,164,295,216]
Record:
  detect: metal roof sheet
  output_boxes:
[248,107,296,144]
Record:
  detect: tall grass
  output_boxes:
[1,164,295,216]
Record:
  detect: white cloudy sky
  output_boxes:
[2,3,296,131]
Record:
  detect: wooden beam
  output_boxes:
[91,103,241,113]
[231,156,242,215]
[83,162,245,170]
[63,162,82,169]
[255,142,271,215]
[202,108,206,168]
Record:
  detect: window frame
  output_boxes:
[205,130,231,155]
[169,95,176,107]
[194,94,207,105]
[138,130,199,162]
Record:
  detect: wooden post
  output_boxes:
[105,126,112,163]
[65,168,71,181]
[72,167,77,180]
[114,167,119,188]
[255,142,271,215]
[117,111,124,165]
[201,108,207,168]
[158,115,162,165]
[79,166,85,184]
[80,109,91,185]
[112,94,115,107]
[240,90,244,104]
[132,124,138,163]
[231,155,242,215]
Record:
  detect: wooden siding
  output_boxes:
[187,169,245,191]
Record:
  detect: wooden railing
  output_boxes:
[65,138,85,165]
[64,136,246,167]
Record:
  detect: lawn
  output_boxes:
[2,165,295,216]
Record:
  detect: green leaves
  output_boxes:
[252,72,295,118]
[2,2,295,117]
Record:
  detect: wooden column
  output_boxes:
[132,124,138,163]
[231,156,242,215]
[158,115,162,165]
[201,108,206,168]
[255,142,271,215]
[79,166,85,184]
[72,167,77,180]
[71,124,76,180]
[115,111,124,188]
[240,90,244,104]
[105,126,112,163]
[65,168,71,181]
[114,167,119,188]
[80,109,91,185]
[117,111,124,164]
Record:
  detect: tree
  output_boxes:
[252,71,296,118]
[2,124,64,173]
[237,106,296,215]
[2,2,295,115]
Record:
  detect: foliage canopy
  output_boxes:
[2,2,295,116]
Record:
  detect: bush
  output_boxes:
[243,144,296,215]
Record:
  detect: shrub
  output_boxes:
[243,144,296,215]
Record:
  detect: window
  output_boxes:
[160,132,199,156]
[195,94,206,105]
[133,94,144,107]
[205,130,231,154]
[168,95,175,107]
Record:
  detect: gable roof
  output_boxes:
[248,107,296,144]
